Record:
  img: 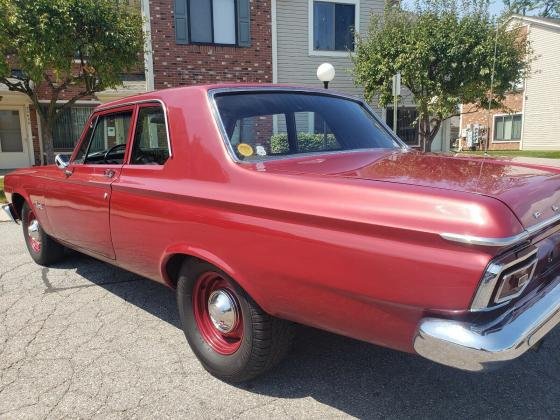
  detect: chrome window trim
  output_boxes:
[95,99,173,159]
[441,213,560,248]
[470,248,538,311]
[207,86,407,164]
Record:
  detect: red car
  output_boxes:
[3,85,560,381]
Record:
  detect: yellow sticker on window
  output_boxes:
[237,143,254,157]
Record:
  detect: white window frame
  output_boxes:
[492,113,523,143]
[308,0,360,57]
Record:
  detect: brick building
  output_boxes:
[147,0,272,89]
[458,15,560,151]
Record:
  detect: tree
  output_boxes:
[0,0,144,164]
[353,0,530,151]
[504,0,560,17]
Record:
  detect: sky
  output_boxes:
[402,0,507,16]
[488,0,506,15]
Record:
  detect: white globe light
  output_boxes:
[316,63,335,83]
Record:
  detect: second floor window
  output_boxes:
[191,0,235,44]
[313,1,356,52]
[174,0,251,47]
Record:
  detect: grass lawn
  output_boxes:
[461,150,560,159]
[0,178,6,204]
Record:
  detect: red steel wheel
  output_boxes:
[177,260,295,382]
[21,201,65,266]
[26,210,42,253]
[192,271,244,355]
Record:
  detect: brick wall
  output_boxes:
[149,0,272,88]
[461,92,524,151]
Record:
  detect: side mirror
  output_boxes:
[55,154,70,170]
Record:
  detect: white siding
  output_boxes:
[276,0,385,114]
[522,24,560,150]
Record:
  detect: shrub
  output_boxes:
[270,133,338,154]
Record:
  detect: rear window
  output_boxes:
[213,91,401,161]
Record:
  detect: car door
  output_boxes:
[45,105,136,259]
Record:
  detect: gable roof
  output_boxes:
[508,14,560,30]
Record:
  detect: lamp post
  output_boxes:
[316,63,335,148]
[316,63,335,89]
[392,72,401,135]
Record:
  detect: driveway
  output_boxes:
[1,222,560,419]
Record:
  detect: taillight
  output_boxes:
[471,248,538,311]
[494,258,538,304]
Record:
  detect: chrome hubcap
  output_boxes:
[27,220,40,243]
[207,289,239,333]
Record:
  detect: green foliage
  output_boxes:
[0,178,5,204]
[270,133,339,154]
[504,0,559,17]
[462,150,560,158]
[353,0,530,151]
[0,0,144,162]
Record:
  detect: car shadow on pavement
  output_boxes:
[50,253,560,419]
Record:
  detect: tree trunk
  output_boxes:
[418,114,442,153]
[419,114,431,152]
[40,119,56,165]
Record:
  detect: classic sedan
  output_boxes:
[3,85,560,382]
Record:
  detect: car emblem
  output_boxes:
[553,205,559,212]
[533,211,542,219]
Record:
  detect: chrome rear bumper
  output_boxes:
[2,203,19,224]
[414,278,560,372]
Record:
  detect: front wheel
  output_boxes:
[21,201,66,266]
[176,260,294,382]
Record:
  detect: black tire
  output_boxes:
[21,201,66,266]
[176,260,294,382]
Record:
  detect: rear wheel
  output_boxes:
[21,202,66,266]
[176,260,294,382]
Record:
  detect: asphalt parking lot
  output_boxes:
[1,222,560,419]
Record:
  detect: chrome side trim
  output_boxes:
[440,232,527,247]
[2,204,19,224]
[206,87,407,164]
[95,98,173,159]
[414,277,560,372]
[470,248,538,311]
[441,213,560,247]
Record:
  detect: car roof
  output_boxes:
[95,84,357,112]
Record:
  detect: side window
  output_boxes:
[130,106,170,165]
[83,112,132,165]
[73,118,96,164]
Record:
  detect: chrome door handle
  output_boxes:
[104,169,115,178]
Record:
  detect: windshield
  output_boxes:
[213,91,402,161]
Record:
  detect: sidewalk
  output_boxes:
[0,207,10,222]
[511,156,560,168]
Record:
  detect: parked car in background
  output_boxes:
[3,85,560,381]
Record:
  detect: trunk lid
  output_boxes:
[250,149,560,229]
